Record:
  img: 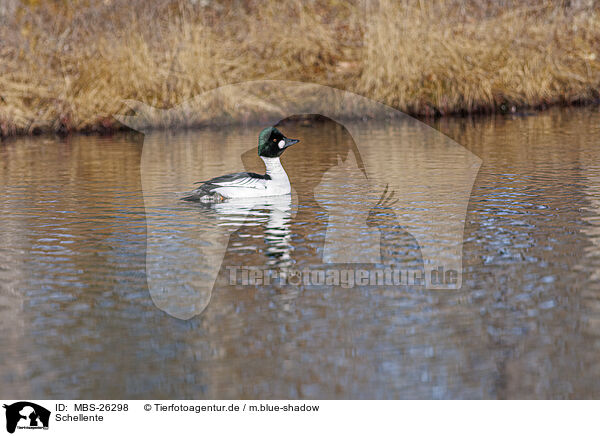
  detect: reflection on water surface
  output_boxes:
[1,107,600,398]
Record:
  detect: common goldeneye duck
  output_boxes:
[182,127,299,202]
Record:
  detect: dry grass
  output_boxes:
[361,0,600,115]
[0,0,599,136]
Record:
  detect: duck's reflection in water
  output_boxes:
[209,194,293,270]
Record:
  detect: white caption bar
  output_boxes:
[0,400,594,436]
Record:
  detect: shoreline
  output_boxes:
[1,0,599,138]
[2,103,598,141]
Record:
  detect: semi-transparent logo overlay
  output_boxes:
[116,80,481,320]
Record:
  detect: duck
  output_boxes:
[182,127,299,202]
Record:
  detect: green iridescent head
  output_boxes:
[258,127,299,158]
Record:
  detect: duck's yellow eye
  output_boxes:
[273,138,277,142]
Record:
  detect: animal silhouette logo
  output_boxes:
[3,402,50,433]
[116,80,481,319]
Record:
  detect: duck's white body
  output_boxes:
[186,157,291,202]
[214,157,291,199]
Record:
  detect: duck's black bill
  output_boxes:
[284,138,299,148]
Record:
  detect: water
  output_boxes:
[1,107,600,399]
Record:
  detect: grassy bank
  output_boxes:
[0,0,599,136]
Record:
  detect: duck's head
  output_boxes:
[258,127,299,158]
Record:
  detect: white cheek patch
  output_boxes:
[278,140,285,149]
